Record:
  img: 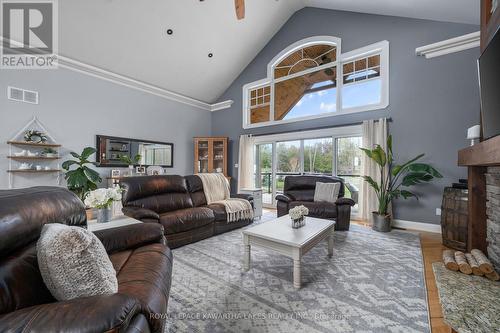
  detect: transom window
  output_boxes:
[242,37,389,129]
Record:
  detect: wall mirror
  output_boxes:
[96,135,173,167]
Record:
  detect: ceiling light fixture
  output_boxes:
[166,29,173,35]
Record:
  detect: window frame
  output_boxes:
[242,39,389,129]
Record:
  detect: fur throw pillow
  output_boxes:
[37,223,118,301]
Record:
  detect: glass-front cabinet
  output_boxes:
[194,137,228,176]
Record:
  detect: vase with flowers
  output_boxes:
[84,188,122,223]
[289,205,309,229]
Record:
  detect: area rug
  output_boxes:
[166,218,430,333]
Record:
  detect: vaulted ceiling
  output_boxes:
[59,0,479,104]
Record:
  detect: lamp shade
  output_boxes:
[467,125,481,140]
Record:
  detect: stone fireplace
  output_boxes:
[486,167,500,271]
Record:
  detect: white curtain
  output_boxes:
[237,134,255,193]
[359,118,390,222]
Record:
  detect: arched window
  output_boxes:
[243,37,388,128]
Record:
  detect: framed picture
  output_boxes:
[136,166,146,174]
[111,169,121,178]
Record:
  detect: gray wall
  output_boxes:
[0,67,211,189]
[212,7,480,224]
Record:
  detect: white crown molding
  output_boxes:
[415,31,480,59]
[210,100,234,111]
[393,219,442,233]
[0,37,235,111]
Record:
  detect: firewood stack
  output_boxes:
[442,249,500,281]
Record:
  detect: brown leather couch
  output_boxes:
[0,187,173,333]
[120,175,254,249]
[276,175,355,230]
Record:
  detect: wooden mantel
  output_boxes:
[458,135,500,166]
[458,135,500,253]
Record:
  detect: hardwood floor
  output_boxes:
[419,231,452,333]
[262,209,451,332]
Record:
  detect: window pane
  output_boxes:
[276,66,337,120]
[304,138,333,175]
[250,105,270,123]
[342,78,381,109]
[336,137,362,176]
[276,141,301,193]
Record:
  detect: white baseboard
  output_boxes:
[393,219,442,234]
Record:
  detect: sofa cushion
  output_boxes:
[289,201,337,219]
[207,203,227,221]
[159,207,214,234]
[37,224,118,301]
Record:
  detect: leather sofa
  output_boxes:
[120,175,254,249]
[276,175,355,230]
[0,186,172,333]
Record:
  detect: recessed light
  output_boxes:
[166,29,173,35]
[208,53,213,58]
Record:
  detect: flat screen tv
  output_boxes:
[478,28,500,140]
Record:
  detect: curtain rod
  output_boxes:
[246,117,392,138]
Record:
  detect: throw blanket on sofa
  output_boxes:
[197,173,254,223]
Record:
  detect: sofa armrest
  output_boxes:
[0,293,141,333]
[276,194,293,203]
[232,193,254,202]
[336,197,355,206]
[122,206,159,221]
[94,223,166,254]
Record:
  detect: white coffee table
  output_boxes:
[87,215,142,232]
[242,215,335,289]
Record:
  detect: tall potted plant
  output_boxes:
[360,135,442,232]
[62,147,102,202]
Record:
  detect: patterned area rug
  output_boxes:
[166,215,430,333]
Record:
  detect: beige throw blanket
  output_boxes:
[197,173,254,223]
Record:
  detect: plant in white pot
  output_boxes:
[360,135,442,232]
[120,154,141,176]
[84,188,122,223]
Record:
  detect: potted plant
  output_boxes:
[360,135,442,232]
[42,147,57,157]
[120,154,141,176]
[62,147,102,202]
[84,188,122,223]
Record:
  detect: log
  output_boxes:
[454,251,472,274]
[465,253,484,276]
[442,250,459,271]
[471,249,494,274]
[485,271,500,281]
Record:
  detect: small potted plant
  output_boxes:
[289,205,309,229]
[360,135,442,232]
[42,147,57,157]
[120,154,142,176]
[84,187,122,223]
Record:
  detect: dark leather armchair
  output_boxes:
[0,186,173,333]
[276,175,355,230]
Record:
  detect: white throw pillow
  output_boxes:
[314,182,341,203]
[37,223,118,301]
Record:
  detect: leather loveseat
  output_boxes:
[0,186,172,333]
[276,175,355,230]
[120,175,254,249]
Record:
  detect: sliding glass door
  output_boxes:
[253,131,362,211]
[255,143,273,206]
